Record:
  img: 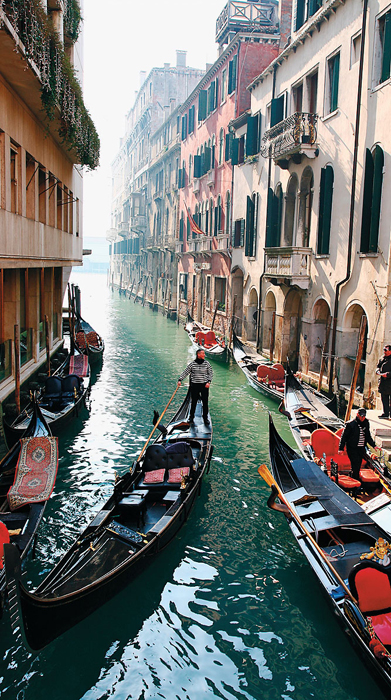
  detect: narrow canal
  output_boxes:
[0,274,386,700]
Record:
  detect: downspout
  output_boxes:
[258,63,278,350]
[328,0,369,395]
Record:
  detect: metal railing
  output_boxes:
[261,112,318,160]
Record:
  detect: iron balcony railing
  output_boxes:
[261,113,318,161]
[216,1,276,43]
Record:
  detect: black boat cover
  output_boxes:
[291,459,374,527]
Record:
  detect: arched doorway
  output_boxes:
[339,304,368,390]
[246,287,258,342]
[263,290,277,358]
[298,167,314,247]
[231,267,244,336]
[282,289,303,371]
[309,298,331,374]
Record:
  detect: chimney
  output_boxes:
[164,62,171,69]
[170,98,176,112]
[140,70,147,87]
[176,50,187,67]
[279,0,292,50]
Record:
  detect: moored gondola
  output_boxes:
[0,398,58,605]
[4,388,213,651]
[74,315,104,366]
[184,313,227,361]
[3,352,91,447]
[261,416,391,695]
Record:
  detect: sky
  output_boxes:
[82,0,226,240]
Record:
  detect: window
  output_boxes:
[221,68,227,102]
[219,128,225,164]
[360,146,384,253]
[225,191,231,236]
[214,195,222,235]
[179,273,188,300]
[198,90,207,121]
[246,114,261,156]
[215,277,226,312]
[292,83,303,113]
[317,165,334,254]
[10,142,19,214]
[189,105,195,134]
[326,52,340,114]
[233,219,245,247]
[26,153,36,220]
[307,71,318,113]
[206,276,211,309]
[189,155,192,183]
[375,10,391,85]
[270,95,285,127]
[181,114,188,140]
[351,32,361,68]
[266,184,283,247]
[245,194,258,257]
[228,54,238,94]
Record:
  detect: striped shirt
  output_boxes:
[358,425,365,447]
[179,360,213,385]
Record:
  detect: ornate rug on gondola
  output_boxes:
[7,437,59,510]
[69,354,89,376]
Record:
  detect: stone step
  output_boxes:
[376,438,391,449]
[374,427,391,437]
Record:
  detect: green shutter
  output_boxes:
[295,0,305,30]
[193,155,202,178]
[369,146,384,252]
[317,168,326,253]
[188,106,194,134]
[360,149,374,253]
[317,166,333,254]
[228,55,238,94]
[330,53,340,112]
[265,188,274,247]
[214,78,219,109]
[234,220,241,247]
[231,138,239,166]
[240,219,245,247]
[198,90,207,121]
[225,132,232,161]
[179,216,184,241]
[381,12,391,83]
[207,84,213,114]
[270,96,284,127]
[204,146,212,172]
[245,196,255,256]
[181,114,187,140]
[246,115,259,156]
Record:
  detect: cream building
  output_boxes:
[231,0,391,405]
[0,1,99,406]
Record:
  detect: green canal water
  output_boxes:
[0,274,386,700]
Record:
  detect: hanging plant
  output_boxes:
[64,0,82,45]
[0,0,99,170]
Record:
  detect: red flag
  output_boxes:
[184,204,206,236]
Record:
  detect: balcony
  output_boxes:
[129,215,146,232]
[264,247,311,290]
[193,178,200,194]
[216,1,276,45]
[206,170,215,187]
[187,234,230,255]
[106,228,117,242]
[261,113,318,166]
[117,222,129,237]
[175,241,183,254]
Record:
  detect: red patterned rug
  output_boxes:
[8,437,58,511]
[69,354,89,376]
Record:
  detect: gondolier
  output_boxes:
[338,408,376,480]
[376,344,391,418]
[178,349,213,426]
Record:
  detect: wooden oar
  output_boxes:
[258,463,357,603]
[136,385,180,463]
[296,408,336,436]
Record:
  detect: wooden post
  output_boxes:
[142,279,147,306]
[153,278,159,310]
[345,315,367,422]
[0,269,4,344]
[229,296,237,350]
[14,324,20,415]
[45,315,50,376]
[317,318,331,391]
[269,311,276,362]
[129,279,135,300]
[134,281,140,303]
[211,300,219,330]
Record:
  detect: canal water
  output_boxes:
[0,274,386,700]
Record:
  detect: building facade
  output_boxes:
[231,0,391,404]
[0,0,99,405]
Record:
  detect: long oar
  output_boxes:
[136,385,180,463]
[296,408,336,436]
[258,463,357,603]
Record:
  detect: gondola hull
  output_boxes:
[5,389,213,650]
[184,316,227,361]
[75,316,104,365]
[267,416,391,694]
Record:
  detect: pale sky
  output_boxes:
[82,0,226,240]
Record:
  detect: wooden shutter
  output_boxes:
[181,114,188,140]
[265,188,274,247]
[246,115,259,156]
[188,106,195,134]
[369,146,384,252]
[204,146,212,173]
[318,165,333,254]
[198,90,207,121]
[193,155,202,179]
[179,215,184,241]
[330,54,340,112]
[245,196,255,256]
[360,149,374,253]
[225,132,232,161]
[234,220,241,247]
[214,78,219,109]
[240,219,245,247]
[270,96,284,127]
[228,55,238,94]
[295,0,305,30]
[381,12,391,83]
[231,138,239,166]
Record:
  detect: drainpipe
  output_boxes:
[258,63,278,351]
[328,0,369,395]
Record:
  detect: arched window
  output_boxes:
[209,198,214,235]
[298,167,313,247]
[225,191,231,236]
[317,165,334,254]
[266,183,283,247]
[284,174,298,247]
[189,154,192,183]
[360,146,384,253]
[211,134,216,170]
[215,195,222,235]
[219,128,224,165]
[245,192,258,257]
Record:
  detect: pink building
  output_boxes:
[176,0,287,334]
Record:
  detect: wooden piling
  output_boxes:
[14,324,20,415]
[317,318,331,392]
[345,315,367,421]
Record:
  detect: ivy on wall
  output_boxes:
[0,0,100,170]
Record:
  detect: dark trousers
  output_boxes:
[189,382,209,422]
[347,447,365,480]
[381,393,390,416]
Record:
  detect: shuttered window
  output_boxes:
[295,0,305,31]
[360,146,384,253]
[188,106,195,134]
[381,11,391,83]
[228,54,238,94]
[233,219,245,247]
[245,195,257,257]
[265,188,282,248]
[328,53,340,113]
[225,132,233,161]
[317,165,334,254]
[193,155,202,179]
[246,114,260,156]
[231,138,239,166]
[198,90,207,121]
[204,146,212,173]
[181,114,188,141]
[270,96,284,127]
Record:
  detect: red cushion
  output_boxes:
[354,568,391,613]
[336,475,361,489]
[143,469,165,484]
[359,468,380,484]
[0,521,10,570]
[168,467,190,484]
[257,363,285,381]
[371,613,391,645]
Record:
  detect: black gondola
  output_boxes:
[184,312,227,361]
[4,390,213,651]
[3,353,91,447]
[264,415,391,695]
[74,315,104,366]
[0,398,57,603]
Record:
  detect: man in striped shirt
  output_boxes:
[178,349,213,426]
[338,408,376,480]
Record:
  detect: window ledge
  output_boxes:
[321,109,339,122]
[371,77,391,93]
[314,254,330,259]
[358,252,378,258]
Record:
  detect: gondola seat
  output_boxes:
[310,429,352,470]
[166,442,194,483]
[349,560,391,645]
[359,468,380,488]
[329,460,361,491]
[195,331,217,348]
[76,331,87,350]
[142,444,168,486]
[42,376,62,409]
[0,521,10,569]
[61,374,81,399]
[86,331,100,347]
[257,364,285,388]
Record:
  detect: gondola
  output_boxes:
[4,389,213,651]
[232,330,336,407]
[74,315,104,366]
[184,313,227,361]
[262,416,391,695]
[3,352,91,447]
[0,398,58,604]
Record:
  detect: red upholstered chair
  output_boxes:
[0,522,10,569]
[349,561,391,645]
[76,331,87,350]
[204,331,217,347]
[195,331,206,346]
[310,429,351,469]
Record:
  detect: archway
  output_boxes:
[231,267,244,336]
[309,298,331,374]
[246,287,258,342]
[282,289,303,371]
[263,290,277,358]
[339,304,368,390]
